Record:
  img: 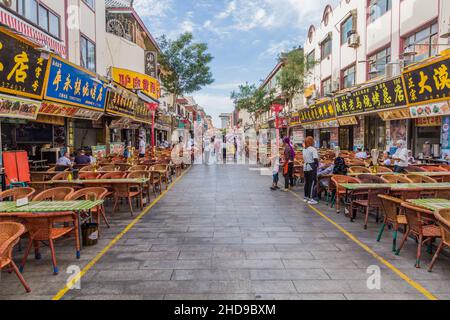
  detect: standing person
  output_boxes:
[138,135,146,158]
[270,155,280,191]
[392,140,409,173]
[282,137,295,192]
[303,136,319,205]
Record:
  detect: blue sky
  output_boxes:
[134,0,339,127]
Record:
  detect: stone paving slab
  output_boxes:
[0,164,449,300]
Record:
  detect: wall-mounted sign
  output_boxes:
[111,67,160,101]
[106,85,137,118]
[0,94,40,120]
[299,100,336,125]
[134,101,152,124]
[0,28,49,100]
[109,142,125,155]
[402,54,450,107]
[302,120,339,130]
[39,102,104,121]
[289,112,300,126]
[409,101,450,118]
[334,77,406,117]
[415,116,442,127]
[145,51,158,78]
[44,56,107,111]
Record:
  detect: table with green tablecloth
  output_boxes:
[407,199,450,212]
[340,183,450,191]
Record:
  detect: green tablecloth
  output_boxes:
[50,178,149,184]
[340,183,450,190]
[407,199,450,212]
[0,200,103,213]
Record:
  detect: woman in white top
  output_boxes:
[392,140,409,173]
[303,136,319,205]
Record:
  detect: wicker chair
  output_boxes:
[397,203,441,268]
[330,176,360,214]
[98,165,119,172]
[428,209,450,272]
[357,174,385,184]
[152,164,170,190]
[435,190,450,199]
[404,166,427,173]
[33,187,74,201]
[373,166,393,173]
[421,166,447,172]
[351,187,391,229]
[406,174,438,183]
[47,167,69,173]
[79,165,94,172]
[112,174,143,215]
[65,187,109,232]
[0,222,30,292]
[101,172,127,179]
[377,195,407,252]
[0,188,35,201]
[51,172,71,181]
[20,211,80,275]
[79,172,101,180]
[347,159,366,167]
[381,175,413,184]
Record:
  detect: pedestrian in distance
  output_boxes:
[303,136,319,205]
[270,155,280,191]
[281,137,295,192]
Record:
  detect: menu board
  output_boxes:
[402,55,450,107]
[44,56,107,111]
[0,28,49,100]
[299,100,336,125]
[0,94,40,120]
[333,77,406,117]
[91,145,107,159]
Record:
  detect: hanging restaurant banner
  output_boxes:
[0,27,49,100]
[39,102,103,120]
[402,54,450,107]
[409,101,450,118]
[299,99,336,125]
[145,51,158,78]
[44,56,107,111]
[0,94,40,120]
[333,76,406,117]
[134,101,152,124]
[289,112,300,126]
[111,67,161,101]
[106,85,137,118]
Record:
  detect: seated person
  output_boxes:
[55,152,72,171]
[408,150,416,164]
[74,150,91,165]
[355,148,367,159]
[382,151,392,166]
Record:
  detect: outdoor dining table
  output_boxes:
[0,200,103,249]
[340,183,450,191]
[407,199,450,212]
[346,172,450,177]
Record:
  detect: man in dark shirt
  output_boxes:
[74,150,91,165]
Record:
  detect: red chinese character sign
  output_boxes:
[402,54,450,106]
[111,67,161,101]
[0,27,49,100]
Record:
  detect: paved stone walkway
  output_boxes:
[1,164,449,300]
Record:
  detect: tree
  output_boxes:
[158,33,214,129]
[231,82,275,129]
[277,48,312,112]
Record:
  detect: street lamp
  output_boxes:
[271,103,284,152]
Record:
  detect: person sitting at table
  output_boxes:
[392,140,409,173]
[408,150,416,164]
[355,147,367,159]
[55,152,72,171]
[382,151,392,166]
[74,150,91,165]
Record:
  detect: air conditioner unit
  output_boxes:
[385,61,403,78]
[331,80,340,93]
[310,90,319,100]
[348,33,360,48]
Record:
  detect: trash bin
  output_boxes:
[82,223,99,246]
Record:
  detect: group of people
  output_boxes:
[270,137,416,204]
[55,149,95,171]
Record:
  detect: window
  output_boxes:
[82,0,95,10]
[81,36,96,73]
[368,47,391,79]
[321,36,332,60]
[369,0,391,23]
[342,65,356,89]
[403,23,438,65]
[306,50,315,70]
[16,0,60,38]
[341,15,354,44]
[322,78,332,97]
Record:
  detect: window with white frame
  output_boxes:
[322,78,332,97]
[80,36,96,73]
[341,15,354,44]
[17,0,60,38]
[342,65,356,89]
[306,50,315,70]
[403,23,438,65]
[369,0,391,23]
[321,36,332,60]
[368,47,391,79]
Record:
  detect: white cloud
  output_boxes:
[133,0,174,18]
[207,82,242,91]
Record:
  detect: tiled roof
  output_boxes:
[105,0,132,8]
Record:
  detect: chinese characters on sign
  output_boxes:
[145,51,158,78]
[134,101,152,124]
[289,112,300,126]
[402,55,450,106]
[0,29,49,100]
[39,102,103,120]
[111,67,161,101]
[44,56,107,111]
[106,85,137,118]
[333,77,406,117]
[299,100,336,125]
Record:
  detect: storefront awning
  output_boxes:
[299,99,337,126]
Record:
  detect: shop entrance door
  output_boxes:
[365,115,386,151]
[339,126,354,151]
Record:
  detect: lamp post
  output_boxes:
[146,102,159,155]
[272,103,284,151]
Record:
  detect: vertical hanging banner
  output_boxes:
[0,27,49,100]
[145,51,158,78]
[402,54,450,106]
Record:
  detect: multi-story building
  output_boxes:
[219,113,233,129]
[303,0,450,154]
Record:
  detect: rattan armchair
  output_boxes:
[349,166,371,174]
[381,175,413,184]
[378,195,407,252]
[428,209,450,272]
[0,187,35,201]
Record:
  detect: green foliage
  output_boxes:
[158,32,214,97]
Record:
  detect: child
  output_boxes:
[270,155,280,191]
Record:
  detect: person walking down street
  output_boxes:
[282,137,295,192]
[303,136,319,205]
[392,140,409,173]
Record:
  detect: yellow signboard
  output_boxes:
[111,67,161,101]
